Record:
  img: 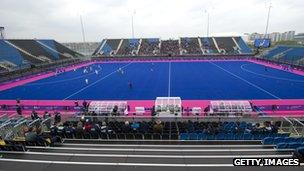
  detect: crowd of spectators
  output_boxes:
[138,39,160,55]
[180,38,202,54]
[160,40,180,55]
[49,119,280,140]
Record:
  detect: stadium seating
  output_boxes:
[99,39,121,55]
[138,38,160,55]
[180,37,202,54]
[0,40,27,67]
[116,39,140,55]
[263,137,304,150]
[200,37,218,54]
[48,120,287,141]
[53,40,81,57]
[160,39,180,55]
[93,37,252,56]
[263,45,304,65]
[215,37,238,54]
[234,37,252,54]
[37,39,69,59]
[8,39,55,61]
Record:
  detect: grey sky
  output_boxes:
[0,0,303,42]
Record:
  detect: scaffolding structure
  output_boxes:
[155,97,182,117]
[209,100,253,115]
[88,101,128,115]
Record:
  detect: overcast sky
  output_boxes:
[0,0,303,42]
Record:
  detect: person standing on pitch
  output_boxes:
[128,81,133,89]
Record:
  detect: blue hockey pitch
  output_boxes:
[0,60,304,100]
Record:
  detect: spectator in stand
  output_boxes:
[112,105,119,116]
[25,127,37,142]
[16,105,22,116]
[50,124,59,136]
[131,122,140,132]
[84,119,93,132]
[54,112,61,124]
[16,99,20,105]
[43,111,51,119]
[91,111,97,123]
[83,100,88,112]
[153,120,163,134]
[122,121,131,133]
[251,123,261,134]
[1,104,7,111]
[75,121,84,138]
[31,110,40,120]
[100,121,109,133]
[74,100,79,107]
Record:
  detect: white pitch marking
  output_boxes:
[209,61,281,99]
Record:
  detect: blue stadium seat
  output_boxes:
[263,137,274,145]
[274,137,285,144]
[296,137,304,143]
[206,134,215,140]
[285,137,297,143]
[197,133,207,140]
[295,147,304,158]
[189,133,198,140]
[276,143,288,149]
[215,133,226,140]
[235,134,243,140]
[225,133,235,140]
[288,142,302,149]
[180,133,189,140]
[243,133,253,140]
[280,133,290,137]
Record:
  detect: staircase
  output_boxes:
[0,139,295,171]
[212,37,220,53]
[178,38,182,55]
[36,40,72,59]
[136,39,142,55]
[159,40,162,53]
[232,37,241,54]
[99,39,107,55]
[198,37,205,54]
[116,39,123,55]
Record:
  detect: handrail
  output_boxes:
[0,121,11,129]
[292,118,304,126]
[283,117,299,136]
[28,118,40,127]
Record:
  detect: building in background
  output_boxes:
[294,33,304,44]
[246,31,296,43]
[62,42,99,56]
[0,27,5,39]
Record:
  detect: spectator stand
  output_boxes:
[155,97,182,117]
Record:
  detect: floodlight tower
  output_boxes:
[0,27,5,39]
[80,15,86,43]
[131,10,136,38]
[204,10,210,37]
[264,2,272,38]
[80,14,88,56]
